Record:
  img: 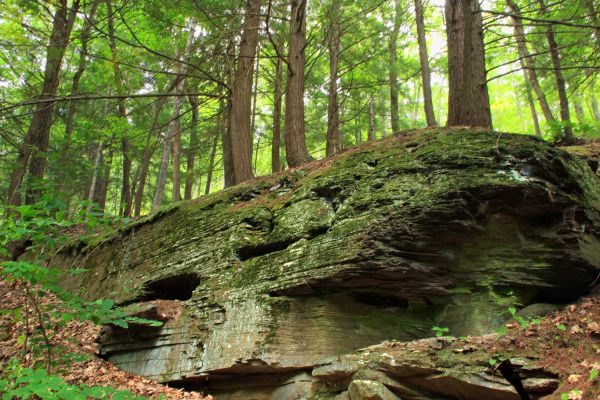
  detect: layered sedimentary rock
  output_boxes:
[53,129,600,398]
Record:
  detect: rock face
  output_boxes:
[53,129,600,399]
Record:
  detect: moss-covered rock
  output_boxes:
[51,129,600,397]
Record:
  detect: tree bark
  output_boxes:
[520,59,542,137]
[272,51,283,173]
[368,98,376,141]
[285,0,312,167]
[389,0,401,135]
[185,93,200,200]
[445,0,492,129]
[205,133,219,195]
[63,0,99,154]
[106,0,134,217]
[87,142,103,215]
[538,0,575,144]
[592,96,600,122]
[414,0,438,127]
[7,0,80,206]
[152,133,172,211]
[574,101,586,125]
[228,0,261,185]
[507,0,556,125]
[173,23,197,202]
[326,0,342,157]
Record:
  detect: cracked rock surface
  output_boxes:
[52,129,600,399]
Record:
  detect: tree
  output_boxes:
[537,0,576,144]
[228,0,262,186]
[445,0,492,128]
[285,0,312,167]
[389,0,402,135]
[414,0,437,127]
[326,0,342,157]
[6,0,81,206]
[507,0,556,128]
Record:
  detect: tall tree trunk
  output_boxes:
[228,0,261,185]
[591,96,600,122]
[172,23,197,202]
[368,98,376,141]
[272,52,283,173]
[250,45,261,175]
[63,0,99,153]
[326,0,342,157]
[414,0,438,127]
[152,133,171,211]
[520,59,542,137]
[507,0,556,125]
[574,101,586,125]
[585,0,600,49]
[133,51,192,215]
[94,140,114,213]
[285,0,312,167]
[445,0,492,129]
[185,93,200,200]
[538,0,575,144]
[106,0,133,217]
[205,133,219,195]
[87,142,103,215]
[389,0,401,135]
[7,0,80,206]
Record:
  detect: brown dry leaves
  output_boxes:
[0,279,212,399]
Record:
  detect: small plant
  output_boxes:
[0,198,158,397]
[497,304,541,337]
[431,326,449,337]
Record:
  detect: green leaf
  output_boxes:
[589,368,599,382]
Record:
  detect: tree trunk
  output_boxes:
[507,0,556,125]
[185,93,200,200]
[272,53,283,173]
[285,0,312,167]
[326,0,342,157]
[538,0,575,144]
[585,0,600,49]
[520,59,542,137]
[574,101,586,125]
[7,0,80,206]
[133,54,192,215]
[94,140,113,213]
[63,0,99,153]
[389,0,401,135]
[172,23,197,202]
[368,98,376,141]
[251,45,261,175]
[106,0,134,217]
[87,142,103,215]
[205,133,219,195]
[592,96,600,122]
[414,0,438,127]
[445,0,492,129]
[152,133,172,211]
[228,0,261,185]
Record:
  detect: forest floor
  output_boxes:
[0,279,213,399]
[1,275,598,399]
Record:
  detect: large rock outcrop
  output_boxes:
[53,129,600,399]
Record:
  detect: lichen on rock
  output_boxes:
[51,129,600,398]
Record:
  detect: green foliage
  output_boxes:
[0,361,146,400]
[431,326,449,337]
[0,199,159,398]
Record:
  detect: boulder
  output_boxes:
[52,129,600,398]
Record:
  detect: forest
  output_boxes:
[0,0,598,215]
[1,0,600,399]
